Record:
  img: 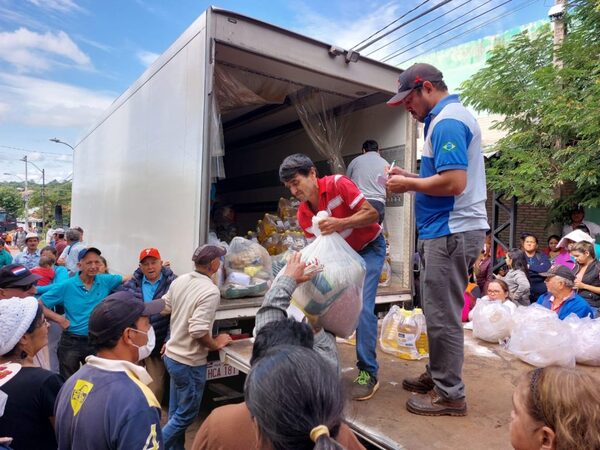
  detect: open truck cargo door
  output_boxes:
[71,7,416,314]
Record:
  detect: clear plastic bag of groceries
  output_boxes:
[564,314,600,366]
[472,297,513,343]
[505,304,575,367]
[221,237,273,299]
[379,306,428,360]
[280,211,366,338]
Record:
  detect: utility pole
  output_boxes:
[551,0,566,69]
[41,168,46,230]
[22,155,29,228]
[548,0,568,223]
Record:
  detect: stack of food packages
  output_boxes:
[379,232,392,287]
[252,198,308,277]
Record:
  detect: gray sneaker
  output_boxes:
[351,370,379,401]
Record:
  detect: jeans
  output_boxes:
[356,233,386,378]
[58,332,95,379]
[162,356,207,450]
[419,230,485,400]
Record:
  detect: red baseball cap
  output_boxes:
[139,248,161,262]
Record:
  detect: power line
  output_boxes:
[366,0,475,56]
[0,145,72,158]
[354,0,454,53]
[394,0,539,66]
[382,0,510,62]
[351,0,432,50]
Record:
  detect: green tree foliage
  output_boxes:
[0,186,23,216]
[460,0,600,217]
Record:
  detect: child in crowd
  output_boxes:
[30,255,56,286]
[510,366,600,450]
[501,249,531,306]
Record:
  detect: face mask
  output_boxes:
[129,326,155,361]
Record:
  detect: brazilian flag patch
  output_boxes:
[441,141,457,152]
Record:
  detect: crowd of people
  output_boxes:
[1,62,600,450]
[469,217,600,321]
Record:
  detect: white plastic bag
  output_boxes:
[472,297,513,343]
[281,212,366,338]
[506,304,575,367]
[222,237,273,299]
[564,314,600,366]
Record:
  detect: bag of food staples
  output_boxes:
[221,237,273,299]
[278,211,366,338]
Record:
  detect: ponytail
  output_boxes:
[311,425,345,450]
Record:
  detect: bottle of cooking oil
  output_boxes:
[414,308,429,357]
[396,309,420,360]
[380,305,400,352]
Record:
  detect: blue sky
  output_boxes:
[0,0,552,182]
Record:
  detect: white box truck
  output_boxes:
[71,7,417,320]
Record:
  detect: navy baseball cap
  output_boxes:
[0,264,42,288]
[78,247,102,261]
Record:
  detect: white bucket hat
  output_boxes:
[557,229,595,249]
[0,297,39,356]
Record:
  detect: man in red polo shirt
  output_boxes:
[279,153,386,400]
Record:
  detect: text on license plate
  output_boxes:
[206,361,239,380]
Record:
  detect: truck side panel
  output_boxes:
[71,15,208,275]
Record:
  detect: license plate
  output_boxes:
[206,361,239,380]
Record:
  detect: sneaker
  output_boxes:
[351,370,379,401]
[402,372,435,394]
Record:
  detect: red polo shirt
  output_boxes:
[297,175,381,252]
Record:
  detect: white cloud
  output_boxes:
[291,1,402,51]
[0,27,92,73]
[0,102,9,120]
[136,50,160,67]
[26,0,84,14]
[0,73,116,128]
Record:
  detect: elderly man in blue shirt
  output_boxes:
[116,247,177,404]
[536,265,594,319]
[41,247,130,378]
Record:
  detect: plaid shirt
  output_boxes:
[255,275,340,374]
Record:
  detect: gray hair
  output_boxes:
[66,229,81,243]
[554,276,574,289]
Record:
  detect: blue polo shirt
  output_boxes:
[141,274,162,302]
[536,291,594,319]
[416,94,488,239]
[41,273,123,335]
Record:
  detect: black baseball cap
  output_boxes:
[88,291,165,343]
[540,265,576,282]
[192,244,227,264]
[0,264,42,288]
[387,63,444,106]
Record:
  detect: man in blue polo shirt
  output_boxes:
[41,247,129,378]
[536,265,594,319]
[387,63,488,416]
